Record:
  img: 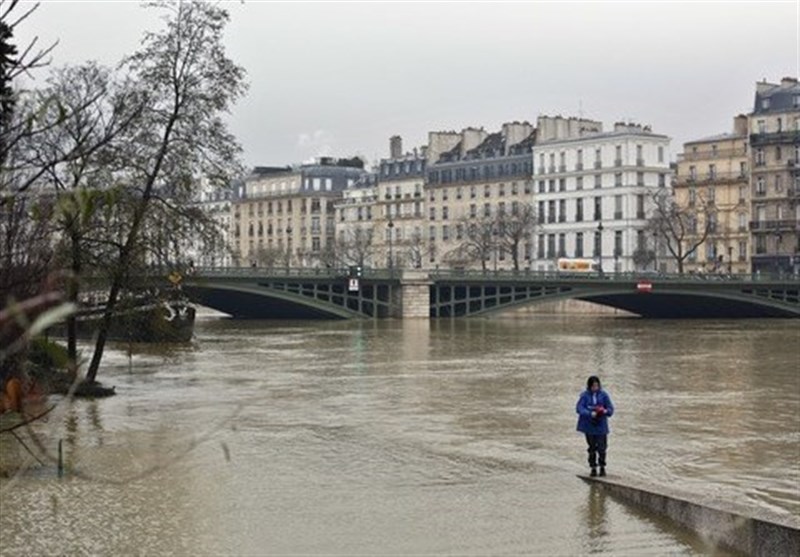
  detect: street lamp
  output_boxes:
[285,226,292,268]
[596,222,604,275]
[727,245,733,275]
[652,230,659,272]
[387,218,395,270]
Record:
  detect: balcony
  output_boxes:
[749,130,800,146]
[676,147,748,162]
[749,219,798,231]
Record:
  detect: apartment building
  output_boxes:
[424,122,536,269]
[374,137,427,268]
[531,121,671,272]
[748,77,800,274]
[234,158,365,267]
[673,116,751,274]
[334,171,378,267]
[189,180,240,268]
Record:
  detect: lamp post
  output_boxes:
[492,226,498,272]
[596,222,604,275]
[774,227,783,276]
[387,218,395,271]
[652,230,659,272]
[728,245,733,275]
[285,226,292,268]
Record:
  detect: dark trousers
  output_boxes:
[585,434,607,468]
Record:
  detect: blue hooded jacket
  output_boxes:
[576,389,614,435]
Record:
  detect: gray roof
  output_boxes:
[685,132,746,145]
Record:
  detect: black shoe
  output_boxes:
[599,467,606,477]
[590,468,597,477]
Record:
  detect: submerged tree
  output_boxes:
[82,0,247,384]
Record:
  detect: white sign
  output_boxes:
[348,278,360,292]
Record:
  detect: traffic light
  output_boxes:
[349,265,362,278]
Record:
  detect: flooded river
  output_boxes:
[1,315,798,554]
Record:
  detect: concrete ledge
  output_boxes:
[579,474,800,556]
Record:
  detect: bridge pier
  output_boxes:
[396,271,433,319]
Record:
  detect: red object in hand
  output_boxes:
[594,405,606,417]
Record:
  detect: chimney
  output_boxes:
[390,135,402,159]
[733,114,748,136]
[781,76,798,88]
[755,79,775,95]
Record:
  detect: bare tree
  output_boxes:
[406,228,427,269]
[496,202,537,271]
[449,214,495,271]
[335,226,375,268]
[647,189,713,275]
[83,1,247,384]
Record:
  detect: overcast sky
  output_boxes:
[15,0,800,168]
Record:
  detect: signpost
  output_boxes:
[636,281,653,293]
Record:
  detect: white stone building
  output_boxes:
[531,122,672,272]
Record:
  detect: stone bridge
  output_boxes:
[180,268,800,319]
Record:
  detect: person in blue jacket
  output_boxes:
[576,375,614,477]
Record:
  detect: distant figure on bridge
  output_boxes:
[576,375,615,477]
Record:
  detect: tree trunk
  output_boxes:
[66,226,81,380]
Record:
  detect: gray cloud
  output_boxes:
[15,1,799,168]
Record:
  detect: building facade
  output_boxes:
[531,122,671,273]
[424,122,536,270]
[748,77,800,275]
[673,116,751,274]
[234,159,366,267]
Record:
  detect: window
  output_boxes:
[594,197,602,220]
[708,164,716,179]
[614,195,623,219]
[738,240,747,260]
[761,98,770,110]
[756,149,765,165]
[429,207,436,221]
[776,146,782,161]
[757,120,766,133]
[312,237,321,252]
[558,233,566,257]
[537,234,545,258]
[498,183,506,196]
[614,231,623,257]
[576,176,584,190]
[558,199,566,222]
[594,174,602,189]
[708,186,716,203]
[615,145,622,166]
[442,225,449,241]
[442,206,449,220]
[429,225,436,240]
[575,198,584,222]
[756,177,766,195]
[575,232,584,257]
[636,145,643,165]
[636,194,645,219]
[547,234,556,258]
[538,180,545,193]
[689,166,697,180]
[548,180,555,192]
[484,184,491,198]
[547,200,556,223]
[470,204,477,218]
[593,231,601,257]
[538,201,545,222]
[614,173,622,187]
[658,146,664,163]
[659,174,666,188]
[738,186,747,203]
[559,178,566,192]
[484,203,491,217]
